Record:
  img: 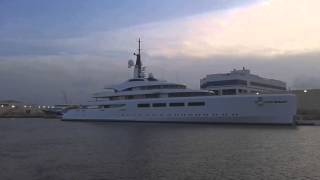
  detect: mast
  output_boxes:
[133,38,143,78]
[138,38,141,55]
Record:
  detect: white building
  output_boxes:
[200,68,287,95]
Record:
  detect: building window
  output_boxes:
[152,103,166,107]
[137,103,150,108]
[201,79,247,89]
[188,102,205,106]
[250,82,286,90]
[169,102,185,107]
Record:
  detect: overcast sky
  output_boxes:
[0,0,319,104]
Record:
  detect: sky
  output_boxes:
[0,0,319,104]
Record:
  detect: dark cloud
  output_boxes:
[0,55,127,104]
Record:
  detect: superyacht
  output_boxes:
[62,40,296,124]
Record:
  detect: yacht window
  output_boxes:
[114,96,126,100]
[222,89,237,95]
[210,90,220,95]
[103,104,125,108]
[137,103,150,108]
[169,102,185,107]
[168,92,212,97]
[110,104,126,108]
[123,88,133,91]
[125,95,134,99]
[238,89,247,94]
[110,96,120,100]
[86,105,99,109]
[128,79,144,82]
[133,95,145,99]
[122,84,186,91]
[188,102,205,106]
[152,103,166,107]
[146,94,160,98]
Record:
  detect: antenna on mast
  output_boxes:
[138,38,141,55]
[133,38,144,78]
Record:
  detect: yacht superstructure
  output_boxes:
[62,40,296,124]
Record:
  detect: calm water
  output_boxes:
[1,119,320,180]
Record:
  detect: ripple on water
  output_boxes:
[0,118,320,180]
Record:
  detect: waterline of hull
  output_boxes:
[62,117,295,125]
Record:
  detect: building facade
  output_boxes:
[291,89,320,120]
[0,100,46,117]
[291,89,320,111]
[200,68,287,95]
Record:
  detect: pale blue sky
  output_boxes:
[0,0,255,38]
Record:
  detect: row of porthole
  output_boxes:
[78,109,240,117]
[120,113,240,117]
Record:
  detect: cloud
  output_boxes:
[84,0,320,57]
[178,0,320,57]
[0,55,129,104]
[4,0,319,58]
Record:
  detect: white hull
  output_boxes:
[62,94,296,124]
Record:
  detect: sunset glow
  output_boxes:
[132,0,320,57]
